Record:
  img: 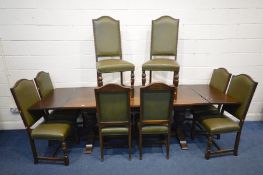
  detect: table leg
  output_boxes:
[82,111,97,154]
[174,109,189,150]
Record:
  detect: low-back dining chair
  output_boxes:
[139,83,175,160]
[95,84,132,161]
[192,74,257,159]
[142,16,180,99]
[10,79,72,165]
[93,16,135,96]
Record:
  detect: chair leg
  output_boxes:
[99,133,104,161]
[128,128,132,160]
[205,135,213,160]
[61,141,69,166]
[131,71,134,97]
[173,72,179,100]
[139,130,142,160]
[190,115,196,140]
[29,137,38,164]
[149,71,152,84]
[97,72,103,87]
[234,131,242,156]
[120,72,124,86]
[166,133,170,160]
[142,70,146,86]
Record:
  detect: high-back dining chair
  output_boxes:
[95,84,132,161]
[193,74,257,159]
[10,79,72,165]
[93,16,135,96]
[139,83,175,160]
[142,16,180,99]
[191,68,232,138]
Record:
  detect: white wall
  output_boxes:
[0,0,263,129]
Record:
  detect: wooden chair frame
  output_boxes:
[139,83,175,159]
[95,84,132,161]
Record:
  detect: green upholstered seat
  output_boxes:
[142,125,168,134]
[199,115,240,134]
[97,59,135,73]
[101,127,129,135]
[142,58,179,71]
[31,123,71,141]
[95,84,132,160]
[93,16,135,90]
[10,79,71,165]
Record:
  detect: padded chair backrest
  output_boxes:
[140,83,174,121]
[95,84,130,122]
[10,79,41,127]
[34,71,54,98]
[209,68,231,93]
[151,16,179,57]
[224,74,258,120]
[93,16,122,58]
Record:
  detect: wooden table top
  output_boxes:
[190,85,238,105]
[30,85,238,111]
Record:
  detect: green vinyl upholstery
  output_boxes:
[11,79,41,127]
[97,59,134,73]
[98,92,129,123]
[141,125,168,134]
[151,16,179,56]
[142,58,179,71]
[31,123,71,140]
[198,115,240,134]
[34,71,54,98]
[209,68,232,92]
[224,74,258,120]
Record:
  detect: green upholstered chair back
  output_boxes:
[151,16,179,57]
[224,74,258,120]
[11,79,41,127]
[95,84,130,123]
[209,68,231,93]
[93,16,122,58]
[140,83,175,121]
[34,71,54,98]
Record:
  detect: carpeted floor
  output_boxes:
[0,121,263,175]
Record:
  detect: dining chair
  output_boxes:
[10,79,72,165]
[139,83,175,160]
[191,68,232,138]
[192,74,257,159]
[34,71,80,141]
[93,16,135,96]
[142,16,180,99]
[95,84,132,161]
